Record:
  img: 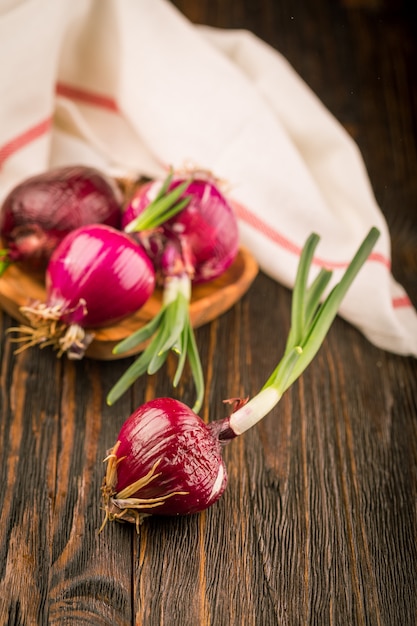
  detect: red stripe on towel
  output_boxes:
[392,295,412,308]
[55,82,119,113]
[0,117,51,168]
[233,200,413,310]
[233,200,392,270]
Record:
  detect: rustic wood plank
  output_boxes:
[0,328,136,625]
[47,359,134,626]
[0,332,61,625]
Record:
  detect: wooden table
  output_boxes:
[1,1,416,624]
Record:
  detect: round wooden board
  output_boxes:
[0,247,258,360]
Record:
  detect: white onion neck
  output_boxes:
[163,274,191,305]
[229,387,282,436]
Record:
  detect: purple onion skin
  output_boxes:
[0,165,122,275]
[102,398,231,524]
[46,224,155,327]
[122,177,239,283]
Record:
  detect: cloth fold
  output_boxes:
[1,0,416,356]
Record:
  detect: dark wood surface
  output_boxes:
[1,1,416,624]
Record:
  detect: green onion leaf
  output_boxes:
[187,323,205,413]
[124,176,193,233]
[0,249,11,276]
[106,275,204,412]
[266,227,380,395]
[112,307,166,355]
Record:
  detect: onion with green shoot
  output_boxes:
[100,227,380,532]
[106,169,239,412]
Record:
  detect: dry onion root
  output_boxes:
[8,301,93,358]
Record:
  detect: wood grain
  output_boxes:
[1,1,416,625]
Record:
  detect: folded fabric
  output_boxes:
[1,0,416,356]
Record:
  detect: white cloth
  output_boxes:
[1,0,416,356]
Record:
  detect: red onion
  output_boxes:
[0,165,122,277]
[101,398,228,530]
[100,228,380,530]
[106,170,239,411]
[122,172,239,284]
[11,224,155,359]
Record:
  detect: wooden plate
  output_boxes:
[0,248,258,360]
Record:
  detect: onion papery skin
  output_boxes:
[102,398,228,526]
[0,165,122,275]
[46,224,155,328]
[122,176,239,283]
